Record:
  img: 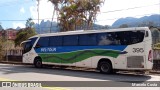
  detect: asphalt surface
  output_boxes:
[0,63,159,90]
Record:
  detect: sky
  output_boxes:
[0,0,159,29]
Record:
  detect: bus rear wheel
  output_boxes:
[34,58,42,68]
[99,61,112,74]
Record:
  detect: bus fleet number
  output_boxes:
[133,48,144,53]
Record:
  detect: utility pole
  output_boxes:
[50,9,55,33]
[6,29,8,62]
[37,0,40,34]
[159,0,160,27]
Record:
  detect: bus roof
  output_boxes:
[29,27,149,39]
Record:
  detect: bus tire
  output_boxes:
[99,61,112,74]
[34,58,42,68]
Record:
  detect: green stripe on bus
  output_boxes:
[39,50,120,64]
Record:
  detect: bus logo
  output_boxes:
[41,48,56,52]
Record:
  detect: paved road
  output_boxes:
[0,64,159,90]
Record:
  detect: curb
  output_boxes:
[0,61,31,65]
[149,71,160,74]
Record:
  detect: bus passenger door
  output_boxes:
[75,47,92,68]
[75,34,97,68]
[59,46,76,67]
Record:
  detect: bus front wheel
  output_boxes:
[99,61,112,74]
[34,58,42,68]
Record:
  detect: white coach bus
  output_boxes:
[21,27,153,74]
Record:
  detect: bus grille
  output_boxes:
[127,56,144,68]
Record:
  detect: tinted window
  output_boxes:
[116,31,131,45]
[24,42,32,53]
[63,35,78,46]
[97,30,145,45]
[129,31,145,44]
[36,37,49,47]
[29,37,37,46]
[50,36,63,46]
[79,34,97,46]
[23,37,37,53]
[116,30,145,45]
[97,32,120,45]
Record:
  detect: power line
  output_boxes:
[0,0,33,7]
[0,2,159,20]
[96,13,159,22]
[99,3,160,14]
[0,13,159,22]
[0,18,53,21]
[0,3,159,22]
[0,0,18,5]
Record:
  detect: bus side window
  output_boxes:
[63,35,78,46]
[97,33,112,45]
[36,37,49,47]
[49,36,63,46]
[79,34,97,46]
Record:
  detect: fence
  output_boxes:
[6,49,23,56]
[4,49,23,62]
[153,50,160,70]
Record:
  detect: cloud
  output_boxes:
[29,0,160,26]
[30,0,55,23]
[95,0,160,25]
[20,7,25,14]
[13,22,25,29]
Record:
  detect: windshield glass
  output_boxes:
[23,37,37,54]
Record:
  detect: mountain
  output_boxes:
[16,20,109,34]
[35,20,110,33]
[35,20,59,34]
[16,26,21,30]
[0,25,3,31]
[112,14,160,27]
[15,14,160,33]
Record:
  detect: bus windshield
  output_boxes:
[23,37,37,54]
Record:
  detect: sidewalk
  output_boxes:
[150,70,160,74]
[0,60,31,65]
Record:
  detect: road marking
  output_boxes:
[44,87,70,90]
[0,78,16,81]
[0,77,71,90]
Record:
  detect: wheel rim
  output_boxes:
[101,63,109,72]
[36,61,41,67]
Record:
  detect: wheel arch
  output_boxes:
[34,56,42,64]
[97,58,113,70]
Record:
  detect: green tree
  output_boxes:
[0,37,6,60]
[26,18,35,28]
[49,0,105,31]
[138,21,154,27]
[15,18,36,46]
[119,24,129,28]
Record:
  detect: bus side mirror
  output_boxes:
[145,31,149,37]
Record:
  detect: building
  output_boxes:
[0,28,17,40]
